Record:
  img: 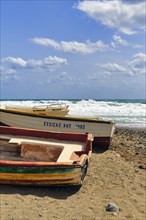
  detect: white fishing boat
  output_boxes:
[0,104,69,116]
[0,107,115,149]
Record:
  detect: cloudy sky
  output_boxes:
[1,0,146,99]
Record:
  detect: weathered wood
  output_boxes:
[0,139,33,161]
[21,143,63,162]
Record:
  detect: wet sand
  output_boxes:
[0,128,146,220]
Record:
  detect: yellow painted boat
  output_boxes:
[0,126,92,186]
[1,103,69,116]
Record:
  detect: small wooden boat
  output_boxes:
[0,126,92,186]
[1,103,69,116]
[0,107,115,149]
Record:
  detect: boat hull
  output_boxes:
[0,109,115,148]
[0,164,84,186]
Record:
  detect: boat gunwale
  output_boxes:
[0,159,82,167]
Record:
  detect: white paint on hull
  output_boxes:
[0,111,115,140]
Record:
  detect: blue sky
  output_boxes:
[1,0,146,99]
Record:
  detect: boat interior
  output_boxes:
[0,135,86,163]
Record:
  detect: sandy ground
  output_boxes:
[0,128,146,220]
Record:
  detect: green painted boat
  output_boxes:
[0,126,92,186]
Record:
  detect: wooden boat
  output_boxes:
[0,103,69,116]
[0,107,115,149]
[0,126,92,186]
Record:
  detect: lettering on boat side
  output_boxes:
[76,124,85,129]
[43,121,85,129]
[43,121,61,127]
[63,123,71,128]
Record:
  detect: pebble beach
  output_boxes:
[0,127,146,220]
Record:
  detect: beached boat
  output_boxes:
[0,108,115,148]
[0,103,69,116]
[0,105,115,148]
[0,126,92,186]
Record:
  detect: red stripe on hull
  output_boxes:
[0,160,78,168]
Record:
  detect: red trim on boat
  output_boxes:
[0,125,89,142]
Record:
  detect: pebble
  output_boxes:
[112,212,118,216]
[105,203,119,212]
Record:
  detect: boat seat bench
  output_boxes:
[7,137,84,162]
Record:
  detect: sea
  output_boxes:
[0,99,145,129]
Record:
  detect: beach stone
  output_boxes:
[138,164,146,169]
[105,203,119,212]
[112,212,118,216]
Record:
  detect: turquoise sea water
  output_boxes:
[0,99,145,129]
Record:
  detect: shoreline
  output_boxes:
[115,125,146,131]
[0,127,146,220]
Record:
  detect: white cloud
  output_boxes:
[128,53,146,75]
[2,57,27,69]
[111,35,128,48]
[98,62,129,73]
[1,56,68,75]
[32,38,60,49]
[128,53,146,66]
[111,35,143,49]
[76,0,145,35]
[93,52,146,77]
[118,27,137,35]
[31,37,109,54]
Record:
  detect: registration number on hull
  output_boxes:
[43,121,85,129]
